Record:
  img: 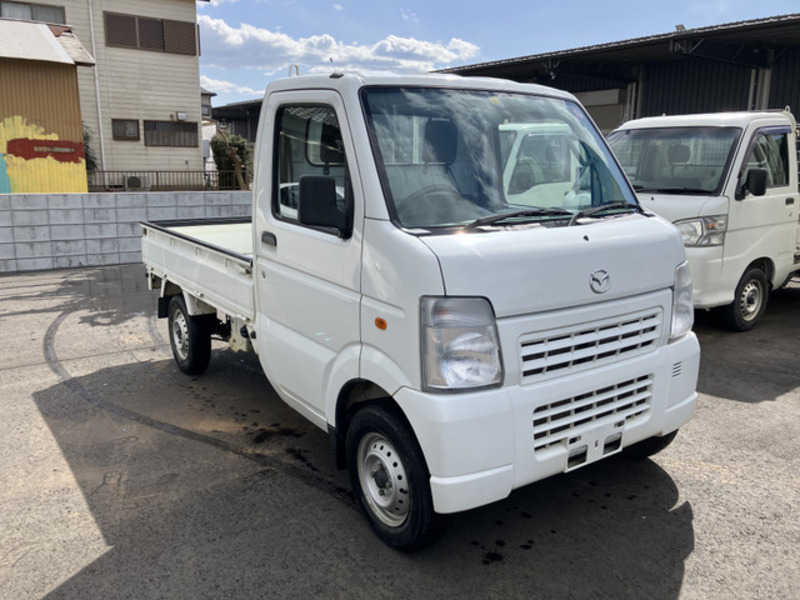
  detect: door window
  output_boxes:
[743,130,790,188]
[274,104,350,223]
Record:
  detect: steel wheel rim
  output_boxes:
[739,280,763,321]
[172,311,190,360]
[357,432,410,527]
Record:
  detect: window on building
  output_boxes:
[164,19,197,55]
[104,12,197,56]
[112,119,140,141]
[0,2,65,23]
[144,120,198,147]
[137,17,165,51]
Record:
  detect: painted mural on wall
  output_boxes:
[0,116,87,193]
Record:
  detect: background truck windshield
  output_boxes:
[361,87,636,230]
[607,126,741,196]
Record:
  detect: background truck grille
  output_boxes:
[520,309,661,384]
[532,375,653,452]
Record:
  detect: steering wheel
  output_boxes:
[397,184,481,227]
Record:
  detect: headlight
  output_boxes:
[671,261,694,340]
[675,216,727,247]
[421,297,503,392]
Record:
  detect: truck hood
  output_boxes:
[636,193,730,223]
[420,215,685,318]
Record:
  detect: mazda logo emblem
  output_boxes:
[589,269,610,294]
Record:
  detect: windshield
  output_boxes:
[607,126,741,195]
[361,87,637,231]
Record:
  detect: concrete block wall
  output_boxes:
[0,191,252,273]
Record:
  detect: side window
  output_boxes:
[274,104,349,222]
[743,131,789,189]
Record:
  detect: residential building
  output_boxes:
[201,87,216,122]
[0,0,209,175]
[212,99,262,144]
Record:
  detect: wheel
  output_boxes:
[622,430,679,459]
[721,267,769,332]
[168,295,212,375]
[346,405,446,551]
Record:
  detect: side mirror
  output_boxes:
[298,175,351,238]
[736,167,767,200]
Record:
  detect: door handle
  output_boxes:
[786,198,795,205]
[261,231,277,246]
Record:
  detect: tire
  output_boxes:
[721,267,769,332]
[622,430,679,459]
[167,295,212,375]
[346,405,446,551]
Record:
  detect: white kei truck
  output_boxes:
[608,110,800,331]
[141,73,700,550]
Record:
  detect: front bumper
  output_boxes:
[685,246,732,309]
[394,332,699,514]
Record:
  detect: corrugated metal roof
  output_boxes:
[47,25,95,66]
[0,19,73,64]
[441,12,800,75]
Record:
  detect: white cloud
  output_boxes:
[200,75,263,97]
[400,8,418,23]
[198,15,479,77]
[197,0,238,7]
[333,4,343,11]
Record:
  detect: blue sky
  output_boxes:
[197,0,799,107]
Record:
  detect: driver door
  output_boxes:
[253,90,362,428]
[725,126,797,285]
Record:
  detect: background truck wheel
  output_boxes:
[168,295,212,375]
[721,267,769,331]
[622,430,679,459]
[346,405,446,551]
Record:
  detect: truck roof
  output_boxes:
[614,109,797,132]
[264,71,577,102]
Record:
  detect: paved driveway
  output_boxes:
[1,265,798,599]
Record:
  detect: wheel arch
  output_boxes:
[329,379,413,470]
[746,257,774,288]
[154,279,183,318]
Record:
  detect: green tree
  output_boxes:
[83,124,98,172]
[210,132,252,190]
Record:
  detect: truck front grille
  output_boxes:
[532,375,652,452]
[519,308,661,384]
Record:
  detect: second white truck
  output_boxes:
[142,72,699,550]
[608,109,800,330]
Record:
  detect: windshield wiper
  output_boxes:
[463,208,572,231]
[568,202,644,226]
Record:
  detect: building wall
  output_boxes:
[35,0,204,172]
[769,46,800,114]
[0,191,252,272]
[0,57,87,193]
[640,59,752,117]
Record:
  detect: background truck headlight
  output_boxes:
[671,261,694,339]
[421,297,503,392]
[675,216,727,247]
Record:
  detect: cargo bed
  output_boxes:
[141,218,255,323]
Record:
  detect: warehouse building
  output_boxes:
[441,13,800,133]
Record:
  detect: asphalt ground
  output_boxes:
[0,264,798,600]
